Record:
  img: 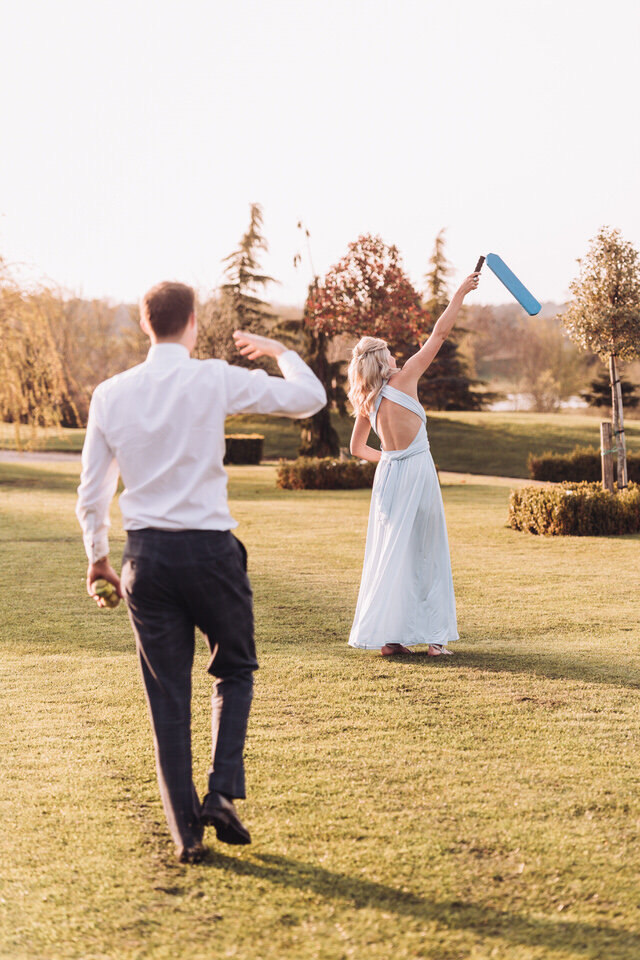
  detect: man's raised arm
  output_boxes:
[225,331,327,418]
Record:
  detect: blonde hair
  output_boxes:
[347,337,394,418]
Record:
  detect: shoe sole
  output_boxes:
[201,812,251,845]
[177,845,206,863]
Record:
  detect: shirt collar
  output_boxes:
[146,343,191,365]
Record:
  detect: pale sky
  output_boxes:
[2,0,639,308]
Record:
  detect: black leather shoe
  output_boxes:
[200,792,251,845]
[176,840,206,863]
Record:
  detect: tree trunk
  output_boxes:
[609,354,628,489]
[297,328,340,458]
[600,421,614,493]
[298,406,340,458]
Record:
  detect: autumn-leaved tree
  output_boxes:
[307,234,428,348]
[563,226,640,488]
[301,234,430,454]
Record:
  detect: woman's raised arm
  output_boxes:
[401,272,480,382]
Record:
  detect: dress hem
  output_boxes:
[348,633,459,651]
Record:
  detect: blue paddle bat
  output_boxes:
[474,253,541,316]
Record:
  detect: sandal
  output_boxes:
[428,645,454,656]
[381,643,414,656]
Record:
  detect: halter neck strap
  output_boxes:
[370,383,426,434]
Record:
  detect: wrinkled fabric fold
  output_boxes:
[375,433,430,523]
[349,383,458,651]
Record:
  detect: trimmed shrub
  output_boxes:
[508,481,640,536]
[528,446,640,483]
[276,457,377,490]
[224,434,264,465]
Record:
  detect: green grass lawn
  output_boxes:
[4,412,640,479]
[1,460,640,959]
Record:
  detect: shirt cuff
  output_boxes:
[84,533,110,564]
[277,349,312,379]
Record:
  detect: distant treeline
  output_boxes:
[0,280,618,434]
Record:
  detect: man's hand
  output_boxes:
[87,557,123,608]
[233,330,287,361]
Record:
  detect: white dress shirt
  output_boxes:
[76,344,326,562]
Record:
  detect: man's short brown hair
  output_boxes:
[141,282,195,339]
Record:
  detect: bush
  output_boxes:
[224,434,264,465]
[528,446,640,483]
[508,482,640,536]
[276,457,377,490]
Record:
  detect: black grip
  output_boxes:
[474,256,485,273]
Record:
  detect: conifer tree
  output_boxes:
[580,371,639,410]
[197,203,276,365]
[420,230,485,411]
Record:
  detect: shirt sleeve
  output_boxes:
[225,350,327,418]
[75,386,120,562]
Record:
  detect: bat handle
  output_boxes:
[474,256,485,273]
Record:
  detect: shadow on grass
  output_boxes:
[203,850,638,956]
[462,647,640,690]
[0,464,80,493]
[385,646,640,690]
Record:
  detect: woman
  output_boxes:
[347,271,479,656]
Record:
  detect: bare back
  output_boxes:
[375,372,423,451]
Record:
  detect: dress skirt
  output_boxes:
[348,426,459,649]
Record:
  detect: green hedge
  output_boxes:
[224,434,264,465]
[528,446,640,483]
[276,457,377,490]
[508,481,640,536]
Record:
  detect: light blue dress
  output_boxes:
[348,384,459,650]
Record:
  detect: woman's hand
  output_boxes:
[233,330,287,361]
[455,272,480,299]
[400,270,480,381]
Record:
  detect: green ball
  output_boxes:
[92,578,120,609]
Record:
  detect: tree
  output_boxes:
[276,281,347,457]
[272,223,347,457]
[302,234,430,454]
[0,263,72,447]
[420,229,487,410]
[196,203,276,367]
[49,295,145,425]
[514,317,591,412]
[581,371,640,410]
[563,226,640,488]
[307,234,429,347]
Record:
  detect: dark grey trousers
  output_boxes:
[120,529,257,849]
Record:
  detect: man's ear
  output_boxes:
[140,315,152,338]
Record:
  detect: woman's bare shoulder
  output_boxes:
[387,370,419,398]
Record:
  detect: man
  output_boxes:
[76,281,326,862]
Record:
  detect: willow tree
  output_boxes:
[563,227,640,488]
[0,265,71,448]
